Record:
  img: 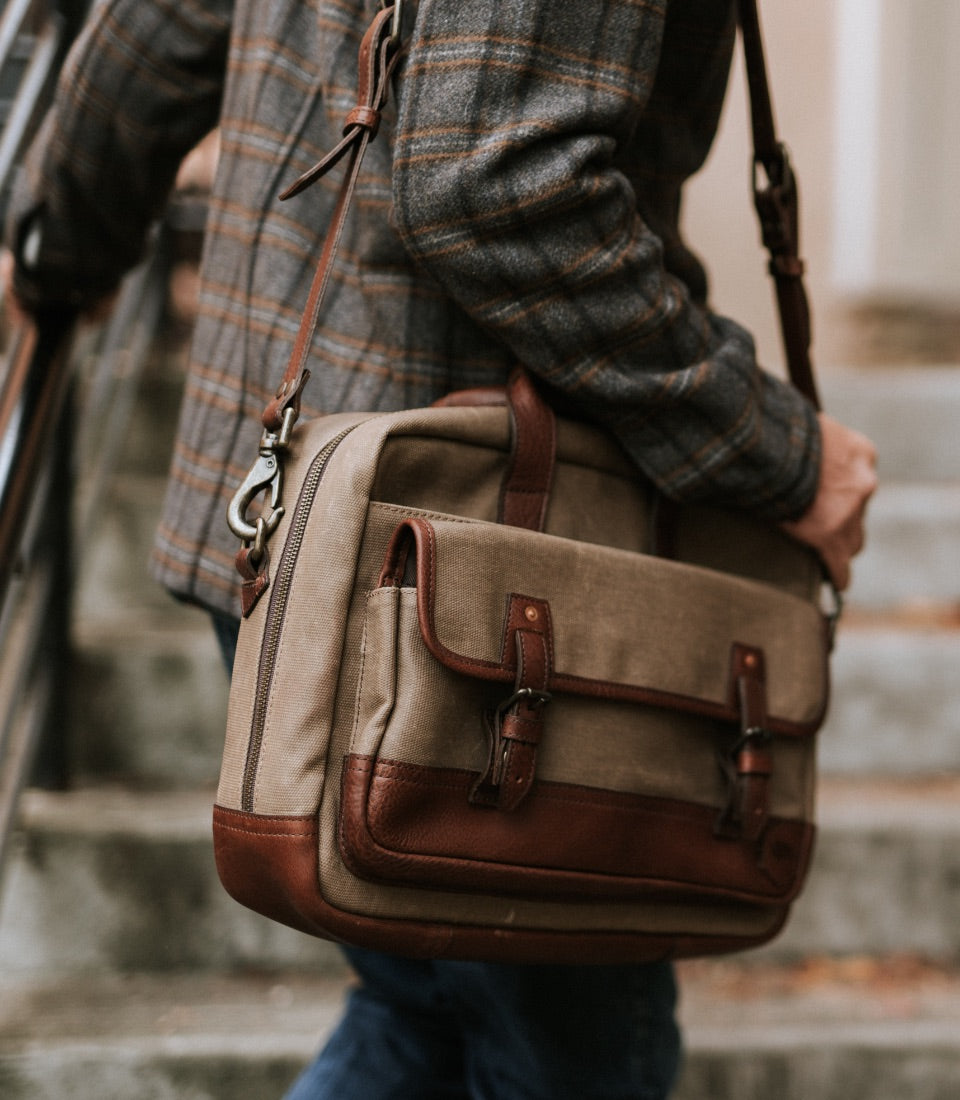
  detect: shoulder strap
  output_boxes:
[739,0,819,408]
[260,1,818,435]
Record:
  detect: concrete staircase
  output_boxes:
[1,349,959,1098]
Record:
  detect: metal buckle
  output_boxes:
[728,725,772,761]
[821,578,844,651]
[752,141,792,196]
[380,0,403,43]
[752,143,795,252]
[496,687,552,718]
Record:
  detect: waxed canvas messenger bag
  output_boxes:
[212,0,835,964]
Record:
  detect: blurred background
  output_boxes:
[0,3,958,1098]
[691,0,960,373]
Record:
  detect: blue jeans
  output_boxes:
[211,615,681,1099]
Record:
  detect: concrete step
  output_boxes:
[2,778,959,977]
[844,481,960,611]
[0,972,344,1100]
[82,421,960,621]
[1,962,959,1099]
[68,616,226,788]
[77,369,960,630]
[64,613,960,791]
[820,365,960,482]
[0,788,345,978]
[67,459,229,787]
[68,471,960,783]
[674,955,960,1100]
[72,472,184,622]
[819,621,960,774]
[760,775,960,961]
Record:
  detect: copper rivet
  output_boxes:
[524,606,539,622]
[744,653,757,668]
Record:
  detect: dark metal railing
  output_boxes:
[0,0,183,870]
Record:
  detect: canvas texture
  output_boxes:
[213,397,828,963]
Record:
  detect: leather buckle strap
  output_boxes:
[497,369,557,531]
[470,596,554,811]
[739,0,820,410]
[265,4,403,433]
[716,644,773,842]
[233,4,402,580]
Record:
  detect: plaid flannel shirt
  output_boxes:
[7,0,820,617]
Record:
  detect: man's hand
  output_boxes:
[781,412,878,591]
[0,249,30,326]
[1,248,116,326]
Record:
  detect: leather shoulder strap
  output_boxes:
[739,0,820,409]
[265,0,819,432]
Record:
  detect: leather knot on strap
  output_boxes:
[344,105,381,137]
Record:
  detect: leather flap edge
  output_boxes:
[378,516,829,736]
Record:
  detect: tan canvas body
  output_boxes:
[210,1,831,965]
[214,402,828,963]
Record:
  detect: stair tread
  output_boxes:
[0,972,346,1055]
[16,776,960,836]
[816,774,960,828]
[2,962,959,1054]
[6,780,958,974]
[677,956,960,1047]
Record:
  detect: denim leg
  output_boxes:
[284,949,679,1100]
[436,958,681,1100]
[210,610,240,672]
[283,948,470,1100]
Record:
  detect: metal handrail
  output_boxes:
[0,0,204,876]
[0,245,177,871]
[0,0,159,873]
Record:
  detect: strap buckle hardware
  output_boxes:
[495,687,553,719]
[752,142,796,254]
[226,407,297,546]
[380,0,403,44]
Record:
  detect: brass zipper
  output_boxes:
[240,424,359,812]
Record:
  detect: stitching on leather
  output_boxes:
[215,822,316,838]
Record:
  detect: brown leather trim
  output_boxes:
[378,517,825,737]
[343,104,381,136]
[264,5,401,429]
[338,755,814,904]
[471,595,554,810]
[716,644,773,841]
[236,546,270,618]
[497,368,556,531]
[214,803,793,964]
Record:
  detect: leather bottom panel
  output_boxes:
[213,803,791,964]
[339,755,814,905]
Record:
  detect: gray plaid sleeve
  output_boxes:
[6,0,231,310]
[392,0,820,519]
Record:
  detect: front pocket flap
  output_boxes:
[378,517,829,735]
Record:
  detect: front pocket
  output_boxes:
[340,516,822,907]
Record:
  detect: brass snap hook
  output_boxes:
[226,448,285,544]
